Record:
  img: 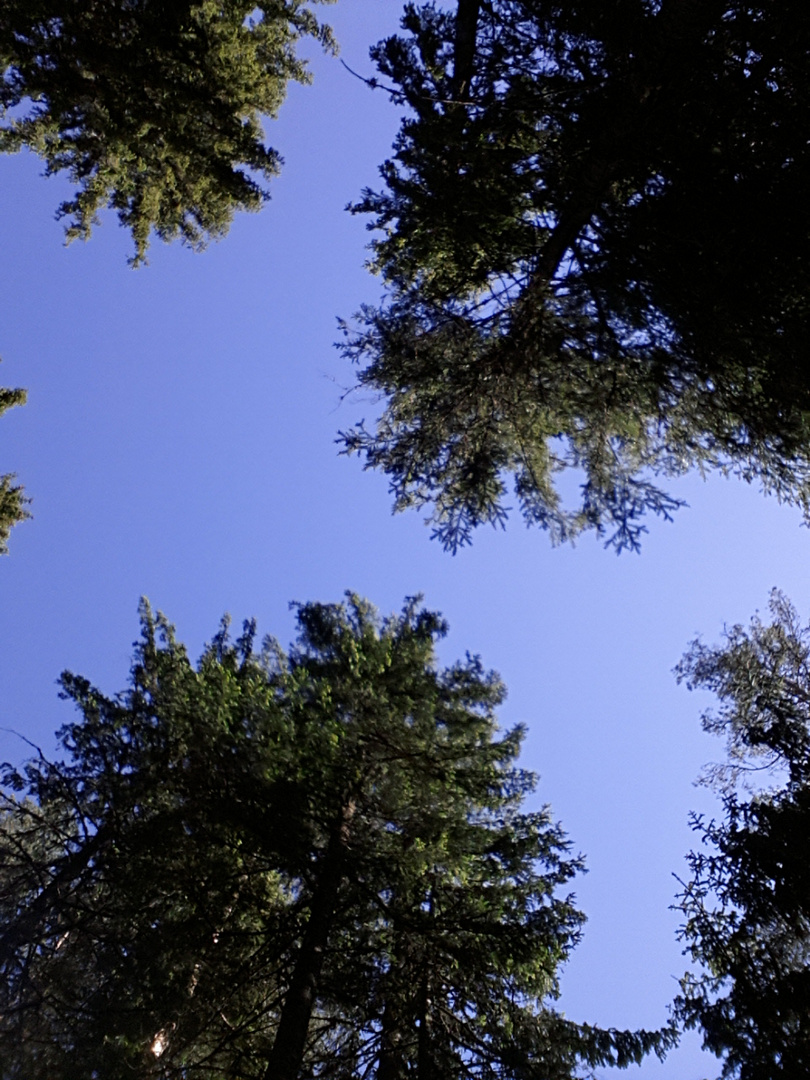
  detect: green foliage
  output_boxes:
[341,1,810,551]
[0,594,672,1078]
[0,383,28,554]
[0,0,335,264]
[675,592,810,1078]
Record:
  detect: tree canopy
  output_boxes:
[0,0,335,264]
[0,594,671,1078]
[340,0,810,551]
[675,591,810,1079]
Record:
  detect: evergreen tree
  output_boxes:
[0,383,28,554]
[0,0,335,264]
[341,1,810,551]
[675,591,810,1079]
[0,594,671,1078]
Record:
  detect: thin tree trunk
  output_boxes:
[416,968,432,1080]
[263,798,356,1080]
[416,883,435,1080]
[378,996,408,1080]
[452,0,481,100]
[377,910,409,1080]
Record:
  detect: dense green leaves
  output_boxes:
[0,608,290,1077]
[0,382,28,554]
[0,594,671,1078]
[675,592,810,1078]
[341,1,810,550]
[0,0,335,263]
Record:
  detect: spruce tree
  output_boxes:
[341,0,810,551]
[0,594,671,1078]
[676,591,810,1079]
[0,0,335,264]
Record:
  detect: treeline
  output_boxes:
[2,591,809,1078]
[1,2,809,1078]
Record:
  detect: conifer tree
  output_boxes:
[0,594,671,1078]
[0,0,335,264]
[341,0,810,551]
[676,592,810,1079]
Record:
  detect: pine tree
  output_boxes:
[341,0,810,551]
[0,594,671,1078]
[675,591,810,1079]
[0,0,335,264]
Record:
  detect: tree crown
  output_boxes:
[341,0,810,551]
[676,592,810,1079]
[0,595,672,1078]
[0,0,336,263]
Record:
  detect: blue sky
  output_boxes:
[1,3,809,1076]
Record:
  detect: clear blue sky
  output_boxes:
[1,4,809,1077]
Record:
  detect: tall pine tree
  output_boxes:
[0,594,671,1078]
[676,591,810,1079]
[341,0,810,551]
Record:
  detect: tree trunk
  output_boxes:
[377,909,409,1080]
[416,967,433,1080]
[452,0,480,100]
[378,996,409,1080]
[416,882,435,1080]
[263,798,356,1080]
